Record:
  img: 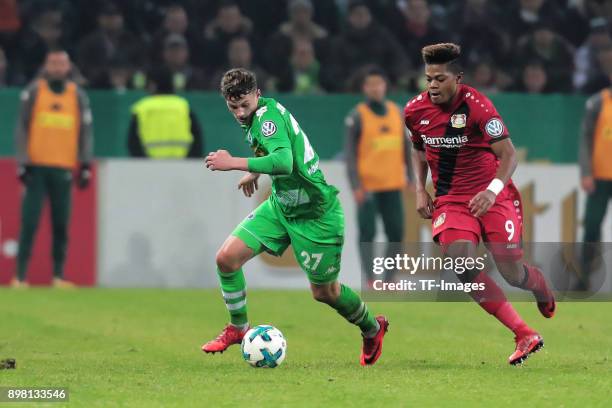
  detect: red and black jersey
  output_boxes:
[404,84,513,204]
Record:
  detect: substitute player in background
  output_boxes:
[202,68,388,366]
[405,43,556,365]
[13,49,92,288]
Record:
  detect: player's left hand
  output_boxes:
[205,150,235,171]
[469,190,496,217]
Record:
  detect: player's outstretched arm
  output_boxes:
[469,138,518,217]
[205,148,293,176]
[411,146,434,219]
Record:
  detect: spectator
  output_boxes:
[576,18,612,93]
[344,66,412,284]
[556,0,590,47]
[233,0,288,38]
[160,33,207,91]
[77,2,144,87]
[514,61,549,94]
[393,0,452,65]
[211,36,269,91]
[466,60,499,94]
[203,1,254,71]
[15,7,66,81]
[128,68,203,159]
[448,0,510,67]
[279,0,328,43]
[329,0,409,91]
[150,4,202,67]
[505,0,565,41]
[266,0,331,91]
[13,49,93,288]
[582,45,612,94]
[514,21,575,93]
[288,38,323,94]
[578,50,612,290]
[95,55,146,92]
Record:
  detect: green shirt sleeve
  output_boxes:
[247,148,293,175]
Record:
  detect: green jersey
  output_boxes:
[244,97,338,219]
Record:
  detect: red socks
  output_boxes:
[470,272,531,334]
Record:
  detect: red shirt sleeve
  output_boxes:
[471,92,510,144]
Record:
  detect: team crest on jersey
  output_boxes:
[261,120,277,137]
[247,130,253,144]
[450,114,467,128]
[433,212,446,229]
[485,118,504,138]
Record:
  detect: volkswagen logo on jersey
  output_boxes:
[485,118,505,138]
[261,120,277,137]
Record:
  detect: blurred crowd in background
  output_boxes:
[0,0,611,94]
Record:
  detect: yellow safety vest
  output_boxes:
[132,94,193,158]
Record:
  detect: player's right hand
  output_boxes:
[238,172,260,197]
[353,188,366,205]
[581,176,595,194]
[416,190,434,219]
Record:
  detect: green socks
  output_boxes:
[217,267,248,330]
[216,270,377,337]
[333,284,379,337]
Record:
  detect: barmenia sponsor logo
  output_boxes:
[420,134,468,148]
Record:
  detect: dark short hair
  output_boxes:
[360,65,388,87]
[422,43,463,74]
[220,68,257,100]
[362,65,388,80]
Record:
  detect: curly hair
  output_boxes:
[220,68,258,100]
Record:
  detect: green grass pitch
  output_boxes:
[1,288,610,407]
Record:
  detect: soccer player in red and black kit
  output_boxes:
[405,43,556,365]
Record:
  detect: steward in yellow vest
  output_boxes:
[344,67,413,283]
[13,49,93,288]
[128,68,203,158]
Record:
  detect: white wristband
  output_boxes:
[486,178,504,196]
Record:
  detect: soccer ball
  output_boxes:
[241,325,287,368]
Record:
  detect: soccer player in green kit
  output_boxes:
[202,68,388,365]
